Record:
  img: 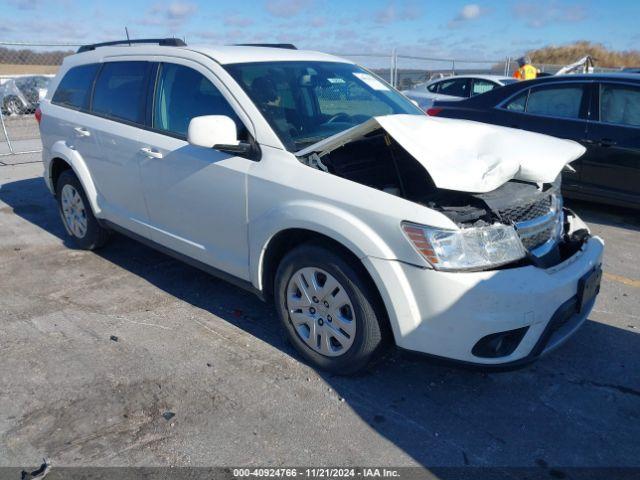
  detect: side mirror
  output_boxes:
[187,115,251,155]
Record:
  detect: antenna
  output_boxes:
[125,27,131,46]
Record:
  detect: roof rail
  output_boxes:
[234,43,297,50]
[77,38,186,53]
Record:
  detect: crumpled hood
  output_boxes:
[296,114,586,193]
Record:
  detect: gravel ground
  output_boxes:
[0,159,638,473]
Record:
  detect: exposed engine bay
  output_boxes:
[300,130,590,268]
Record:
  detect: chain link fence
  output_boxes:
[0,42,77,157]
[0,41,627,157]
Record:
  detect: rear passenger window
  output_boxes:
[52,64,99,110]
[92,62,149,124]
[438,79,470,98]
[600,84,640,127]
[525,86,584,119]
[472,79,497,96]
[505,90,528,112]
[153,63,243,137]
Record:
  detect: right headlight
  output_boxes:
[402,221,527,271]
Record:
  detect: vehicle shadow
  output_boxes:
[2,177,640,472]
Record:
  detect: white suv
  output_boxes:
[37,39,604,373]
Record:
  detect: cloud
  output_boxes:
[7,0,41,10]
[512,1,587,28]
[142,2,197,29]
[310,16,326,28]
[448,4,486,28]
[166,2,197,20]
[374,2,423,24]
[148,2,197,21]
[224,14,254,28]
[457,4,482,21]
[265,0,313,18]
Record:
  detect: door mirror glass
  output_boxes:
[187,115,239,149]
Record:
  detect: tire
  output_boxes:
[274,243,388,375]
[3,96,25,116]
[56,169,109,250]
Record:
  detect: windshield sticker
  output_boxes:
[353,72,389,91]
[327,78,346,84]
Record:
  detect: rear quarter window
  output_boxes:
[51,64,100,110]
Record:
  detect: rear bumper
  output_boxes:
[363,234,604,365]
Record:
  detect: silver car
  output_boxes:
[402,74,517,110]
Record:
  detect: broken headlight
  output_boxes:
[402,222,527,271]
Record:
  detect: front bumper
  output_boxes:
[363,233,604,366]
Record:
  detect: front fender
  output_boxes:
[249,200,398,290]
[48,140,102,216]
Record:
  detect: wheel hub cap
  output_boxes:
[286,267,356,357]
[60,184,88,239]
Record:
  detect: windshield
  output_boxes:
[225,61,424,151]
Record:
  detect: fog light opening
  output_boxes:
[472,326,529,359]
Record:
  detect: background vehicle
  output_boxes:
[0,75,51,115]
[401,75,517,109]
[430,74,640,209]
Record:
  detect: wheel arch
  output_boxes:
[47,141,102,216]
[257,227,392,339]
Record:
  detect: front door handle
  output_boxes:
[140,147,163,159]
[74,127,90,137]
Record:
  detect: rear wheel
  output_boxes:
[274,244,388,374]
[56,170,109,250]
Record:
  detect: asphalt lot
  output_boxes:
[0,155,639,473]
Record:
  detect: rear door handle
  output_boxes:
[598,138,617,147]
[140,147,163,159]
[74,127,90,137]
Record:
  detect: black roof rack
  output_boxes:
[234,43,297,50]
[77,38,186,53]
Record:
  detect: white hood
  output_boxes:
[296,115,586,193]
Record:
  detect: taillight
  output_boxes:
[426,107,443,116]
[35,106,42,125]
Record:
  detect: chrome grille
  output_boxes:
[503,194,562,254]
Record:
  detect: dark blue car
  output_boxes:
[429,74,640,209]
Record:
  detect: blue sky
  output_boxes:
[2,0,639,60]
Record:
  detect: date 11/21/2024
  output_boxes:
[232,468,401,478]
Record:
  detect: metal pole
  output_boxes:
[391,48,397,87]
[505,57,511,76]
[0,109,14,155]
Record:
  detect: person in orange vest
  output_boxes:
[514,56,537,80]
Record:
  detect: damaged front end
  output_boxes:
[297,114,590,271]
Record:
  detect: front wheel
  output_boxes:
[274,244,388,374]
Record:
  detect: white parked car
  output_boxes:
[37,39,603,374]
[402,75,517,110]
